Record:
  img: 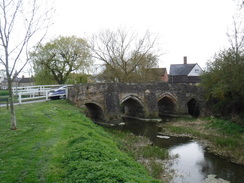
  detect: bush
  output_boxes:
[0,90,9,96]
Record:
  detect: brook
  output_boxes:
[116,119,244,183]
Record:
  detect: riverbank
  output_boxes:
[159,118,244,165]
[0,100,161,183]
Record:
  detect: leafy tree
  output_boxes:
[89,28,160,83]
[33,67,57,85]
[201,49,244,120]
[30,36,92,84]
[65,73,89,84]
[0,0,52,130]
[201,1,244,123]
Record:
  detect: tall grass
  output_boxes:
[107,129,169,179]
[207,118,244,135]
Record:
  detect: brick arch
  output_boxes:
[157,92,178,103]
[185,96,200,117]
[157,92,178,117]
[84,102,105,122]
[120,95,145,118]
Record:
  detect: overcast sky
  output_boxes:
[47,0,238,72]
[4,0,234,77]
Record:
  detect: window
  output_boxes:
[195,69,199,73]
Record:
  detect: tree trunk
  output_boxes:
[8,79,17,130]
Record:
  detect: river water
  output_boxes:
[118,119,244,183]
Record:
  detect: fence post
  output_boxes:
[46,90,48,100]
[19,93,22,104]
[7,98,9,110]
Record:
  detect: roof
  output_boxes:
[147,68,167,75]
[169,64,196,75]
[1,77,33,83]
[19,78,34,83]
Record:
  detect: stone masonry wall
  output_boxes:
[68,83,204,123]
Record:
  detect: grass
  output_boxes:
[206,118,244,149]
[106,129,169,179]
[206,118,244,135]
[0,100,161,183]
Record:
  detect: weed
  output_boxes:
[207,118,244,135]
[214,137,239,148]
[150,161,164,179]
[140,145,169,159]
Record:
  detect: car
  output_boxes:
[48,86,67,100]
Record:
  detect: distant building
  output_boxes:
[146,68,168,82]
[168,56,203,84]
[1,73,34,89]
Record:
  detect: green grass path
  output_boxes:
[0,100,160,183]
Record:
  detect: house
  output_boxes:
[0,76,3,89]
[146,68,168,82]
[168,56,203,84]
[1,74,34,89]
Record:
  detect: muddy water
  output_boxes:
[119,119,244,183]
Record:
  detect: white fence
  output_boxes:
[12,85,68,104]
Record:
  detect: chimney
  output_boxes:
[183,56,187,64]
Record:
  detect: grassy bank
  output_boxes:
[106,129,170,181]
[161,118,244,164]
[0,100,161,183]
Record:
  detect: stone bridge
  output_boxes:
[68,83,204,124]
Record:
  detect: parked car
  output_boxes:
[48,86,67,100]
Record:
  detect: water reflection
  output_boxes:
[119,119,244,183]
[168,141,206,182]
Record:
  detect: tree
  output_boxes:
[0,0,53,130]
[89,28,160,83]
[201,49,244,117]
[33,64,56,85]
[65,73,89,84]
[201,6,244,122]
[30,36,92,84]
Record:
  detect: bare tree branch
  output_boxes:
[0,0,54,130]
[89,28,160,82]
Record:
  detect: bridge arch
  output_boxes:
[120,95,145,118]
[186,97,200,117]
[157,93,177,118]
[84,102,105,122]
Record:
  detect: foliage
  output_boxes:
[107,129,169,180]
[140,145,168,159]
[33,67,57,85]
[201,49,244,122]
[65,73,89,84]
[30,36,92,84]
[0,100,160,183]
[89,28,160,83]
[206,118,244,135]
[0,90,9,96]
